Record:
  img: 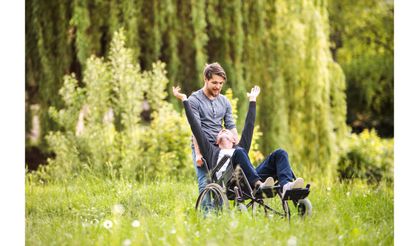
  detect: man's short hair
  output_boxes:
[203,62,227,82]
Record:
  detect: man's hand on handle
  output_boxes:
[196,153,203,167]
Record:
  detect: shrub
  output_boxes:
[38,29,192,181]
[337,129,393,183]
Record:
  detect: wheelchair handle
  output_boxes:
[201,158,212,182]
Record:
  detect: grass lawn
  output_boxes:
[26,175,393,245]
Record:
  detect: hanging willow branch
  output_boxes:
[26,0,350,180]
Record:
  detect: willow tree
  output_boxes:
[26,0,73,149]
[328,0,394,137]
[26,0,348,180]
[274,0,347,180]
[204,0,248,122]
[237,0,347,180]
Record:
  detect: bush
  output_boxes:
[37,29,192,181]
[337,129,393,183]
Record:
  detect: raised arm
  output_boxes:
[188,96,205,166]
[223,100,239,143]
[238,86,260,153]
[172,86,212,159]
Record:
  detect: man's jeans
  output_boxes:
[192,147,213,211]
[192,146,208,194]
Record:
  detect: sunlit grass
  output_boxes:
[26,175,393,245]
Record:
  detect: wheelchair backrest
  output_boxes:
[210,155,234,186]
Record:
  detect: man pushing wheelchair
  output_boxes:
[173,83,311,218]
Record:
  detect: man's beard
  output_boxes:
[210,89,220,97]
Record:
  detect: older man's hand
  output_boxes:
[247,85,261,101]
[172,86,187,101]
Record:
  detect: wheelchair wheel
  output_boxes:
[195,183,229,213]
[297,198,312,217]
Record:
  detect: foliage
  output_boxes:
[247,1,348,180]
[338,129,394,183]
[26,0,362,181]
[38,30,192,181]
[26,0,73,149]
[26,175,393,245]
[328,0,394,137]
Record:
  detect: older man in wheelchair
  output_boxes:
[173,85,312,219]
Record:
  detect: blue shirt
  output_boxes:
[188,89,236,144]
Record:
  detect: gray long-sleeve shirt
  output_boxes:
[183,100,256,170]
[188,89,236,145]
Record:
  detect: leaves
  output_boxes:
[338,129,394,183]
[328,0,394,136]
[25,1,393,181]
[44,30,192,181]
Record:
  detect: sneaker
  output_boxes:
[281,177,304,198]
[260,177,275,188]
[253,177,275,195]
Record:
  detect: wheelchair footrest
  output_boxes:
[282,184,310,201]
[254,185,281,199]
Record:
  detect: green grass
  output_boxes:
[26,175,393,245]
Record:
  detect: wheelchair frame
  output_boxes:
[195,157,312,221]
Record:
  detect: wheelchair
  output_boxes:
[195,156,312,221]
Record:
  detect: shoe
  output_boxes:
[281,177,304,198]
[260,177,275,188]
[252,177,274,195]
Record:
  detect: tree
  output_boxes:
[27,0,349,180]
[328,0,394,137]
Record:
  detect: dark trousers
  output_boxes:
[231,148,262,185]
[232,148,296,187]
[256,149,296,186]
